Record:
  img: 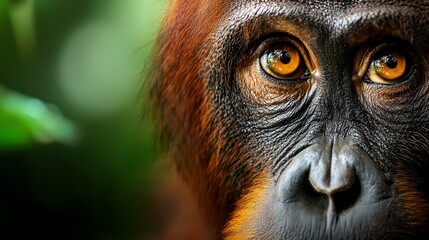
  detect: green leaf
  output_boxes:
[0,86,77,150]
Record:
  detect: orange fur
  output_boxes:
[224,172,271,240]
[396,169,429,233]
[150,0,240,235]
[148,165,211,240]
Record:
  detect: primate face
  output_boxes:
[152,1,429,239]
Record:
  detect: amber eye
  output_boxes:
[260,44,307,80]
[367,50,412,84]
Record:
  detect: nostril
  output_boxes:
[308,163,361,214]
[331,178,361,214]
[305,174,361,215]
[308,164,356,196]
[275,143,393,227]
[301,171,330,212]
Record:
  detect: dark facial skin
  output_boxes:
[151,0,429,239]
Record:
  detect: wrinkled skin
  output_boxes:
[150,0,429,239]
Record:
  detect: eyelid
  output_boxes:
[255,35,315,73]
[355,42,416,83]
[356,43,391,79]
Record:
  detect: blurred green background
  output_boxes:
[0,0,167,239]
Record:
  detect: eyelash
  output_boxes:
[251,37,421,87]
[252,36,313,84]
[358,43,419,87]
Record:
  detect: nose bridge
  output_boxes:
[309,143,356,196]
[314,38,358,128]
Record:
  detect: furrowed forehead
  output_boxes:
[231,0,428,6]
[217,0,429,44]
[227,0,429,19]
[228,0,429,13]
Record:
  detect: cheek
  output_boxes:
[223,172,273,240]
[355,72,429,110]
[237,64,310,107]
[396,169,429,229]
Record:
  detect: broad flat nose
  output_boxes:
[276,143,391,219]
[309,144,356,197]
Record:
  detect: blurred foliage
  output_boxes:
[0,86,76,149]
[0,0,167,239]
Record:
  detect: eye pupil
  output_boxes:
[260,43,308,81]
[278,51,291,64]
[384,55,398,69]
[366,49,412,85]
